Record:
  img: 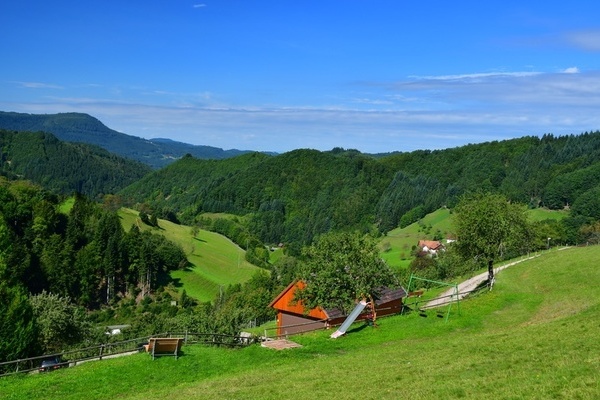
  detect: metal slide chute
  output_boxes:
[330,300,368,339]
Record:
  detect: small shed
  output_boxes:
[269,281,407,336]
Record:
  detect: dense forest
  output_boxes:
[120,132,600,252]
[0,180,192,359]
[0,180,188,307]
[0,129,151,199]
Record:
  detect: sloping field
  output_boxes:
[3,246,599,399]
[379,208,452,269]
[119,208,261,302]
[380,207,568,270]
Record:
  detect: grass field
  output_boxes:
[526,207,569,222]
[118,208,261,302]
[4,245,598,399]
[380,207,568,270]
[379,208,453,269]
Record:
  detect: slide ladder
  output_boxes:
[330,300,367,339]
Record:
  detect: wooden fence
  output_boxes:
[0,331,256,378]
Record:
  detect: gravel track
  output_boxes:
[422,254,541,309]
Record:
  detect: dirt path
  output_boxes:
[422,254,541,309]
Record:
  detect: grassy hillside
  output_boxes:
[3,245,599,399]
[119,208,261,302]
[526,207,569,222]
[379,208,453,269]
[380,207,568,270]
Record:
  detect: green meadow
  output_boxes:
[526,207,569,222]
[379,208,453,269]
[118,208,261,302]
[380,207,567,270]
[3,245,598,399]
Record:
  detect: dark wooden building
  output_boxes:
[269,281,407,336]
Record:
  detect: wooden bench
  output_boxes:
[144,337,184,360]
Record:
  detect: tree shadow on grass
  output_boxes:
[157,273,183,289]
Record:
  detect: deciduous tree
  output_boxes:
[29,291,93,353]
[296,232,399,323]
[453,193,531,288]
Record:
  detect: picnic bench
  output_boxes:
[143,337,184,360]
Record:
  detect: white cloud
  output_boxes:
[565,30,600,51]
[12,81,63,90]
[351,97,393,106]
[193,4,206,8]
[395,70,600,108]
[409,71,540,82]
[4,69,600,154]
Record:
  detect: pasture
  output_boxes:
[118,208,260,302]
[3,245,598,399]
[380,207,568,270]
[379,208,453,269]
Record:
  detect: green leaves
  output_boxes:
[454,193,531,265]
[0,283,38,361]
[297,232,398,314]
[29,291,91,353]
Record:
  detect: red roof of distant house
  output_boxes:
[418,240,444,250]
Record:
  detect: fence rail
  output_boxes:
[0,331,256,378]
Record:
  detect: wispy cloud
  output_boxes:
[12,81,63,90]
[394,69,600,108]
[564,30,600,51]
[193,4,206,8]
[410,71,541,82]
[4,69,600,153]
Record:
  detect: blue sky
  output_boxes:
[2,1,600,153]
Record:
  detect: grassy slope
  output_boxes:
[380,207,567,270]
[526,207,568,222]
[4,246,599,399]
[380,208,453,269]
[119,208,260,302]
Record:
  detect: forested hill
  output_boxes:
[120,133,600,250]
[0,129,150,199]
[0,111,254,169]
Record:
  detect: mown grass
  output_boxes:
[118,208,260,302]
[4,246,599,399]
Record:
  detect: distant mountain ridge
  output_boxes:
[0,111,257,168]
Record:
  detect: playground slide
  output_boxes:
[330,300,368,339]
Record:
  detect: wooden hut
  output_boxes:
[269,281,406,336]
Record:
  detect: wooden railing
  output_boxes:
[0,331,257,378]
